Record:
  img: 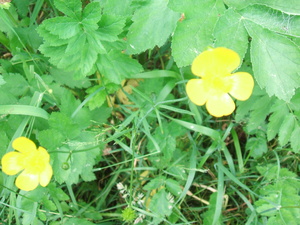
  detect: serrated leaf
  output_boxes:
[126,0,180,54]
[97,14,126,41]
[245,21,300,102]
[240,5,300,37]
[52,133,100,184]
[278,113,295,146]
[166,179,182,197]
[143,176,166,191]
[102,0,133,16]
[97,50,143,84]
[214,8,249,59]
[290,125,300,153]
[43,17,81,39]
[246,136,268,159]
[170,0,225,67]
[48,112,80,139]
[149,189,173,218]
[54,0,82,18]
[249,0,300,15]
[267,104,289,141]
[81,2,102,29]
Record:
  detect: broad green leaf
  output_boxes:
[278,113,295,146]
[101,0,133,17]
[54,0,82,18]
[239,5,300,37]
[170,0,225,67]
[246,95,274,132]
[65,218,96,225]
[246,135,268,159]
[81,2,102,29]
[48,112,80,139]
[214,8,249,59]
[291,125,300,153]
[165,179,182,197]
[143,176,166,191]
[267,103,289,141]
[202,192,223,225]
[42,17,81,39]
[245,21,300,102]
[249,0,300,15]
[97,14,126,41]
[50,67,91,89]
[96,50,143,84]
[149,189,173,219]
[126,0,180,54]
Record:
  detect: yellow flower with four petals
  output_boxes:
[1,137,53,191]
[186,47,254,117]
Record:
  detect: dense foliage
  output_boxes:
[0,0,299,224]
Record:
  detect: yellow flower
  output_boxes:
[186,47,254,117]
[1,137,53,191]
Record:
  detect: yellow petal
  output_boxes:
[186,79,209,106]
[191,47,240,78]
[1,152,25,175]
[12,137,36,154]
[206,94,235,117]
[37,147,50,163]
[39,164,53,187]
[228,72,254,101]
[15,170,39,191]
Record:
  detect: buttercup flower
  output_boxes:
[1,137,53,191]
[186,47,254,117]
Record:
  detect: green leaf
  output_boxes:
[245,21,300,102]
[278,113,295,146]
[267,100,289,141]
[239,5,300,37]
[246,135,268,159]
[290,125,300,153]
[97,14,126,41]
[143,176,166,191]
[81,2,102,29]
[48,112,80,139]
[101,0,133,17]
[170,0,225,67]
[42,17,81,39]
[54,0,82,18]
[126,0,180,54]
[165,179,182,197]
[214,8,249,59]
[97,50,143,84]
[249,0,300,15]
[149,189,173,219]
[202,192,223,225]
[65,218,95,225]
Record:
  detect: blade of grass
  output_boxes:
[0,105,49,119]
[212,156,225,225]
[175,132,197,204]
[231,129,244,174]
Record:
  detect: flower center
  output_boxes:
[204,75,232,94]
[24,151,47,174]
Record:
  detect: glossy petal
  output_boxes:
[206,93,235,117]
[191,47,240,78]
[37,147,50,163]
[186,79,209,106]
[15,170,39,191]
[39,164,53,187]
[12,137,36,154]
[228,72,254,100]
[1,152,25,175]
